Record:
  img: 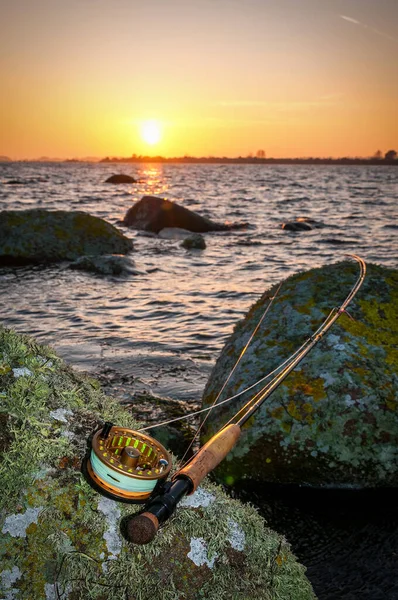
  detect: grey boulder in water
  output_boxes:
[69,254,140,276]
[123,195,247,234]
[181,233,207,250]
[202,262,398,489]
[157,227,192,240]
[0,209,133,264]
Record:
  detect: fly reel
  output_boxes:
[83,422,172,503]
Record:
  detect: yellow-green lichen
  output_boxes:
[202,262,398,488]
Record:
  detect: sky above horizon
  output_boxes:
[1,0,397,159]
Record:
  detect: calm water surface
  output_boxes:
[1,162,396,399]
[1,162,397,599]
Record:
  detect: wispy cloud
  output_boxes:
[217,101,272,108]
[340,15,361,26]
[340,14,398,42]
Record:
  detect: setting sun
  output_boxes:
[140,120,161,146]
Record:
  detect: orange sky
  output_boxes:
[1,0,397,159]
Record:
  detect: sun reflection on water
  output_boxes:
[141,165,169,196]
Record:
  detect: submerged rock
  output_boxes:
[123,195,247,234]
[105,174,137,184]
[281,221,313,231]
[281,218,324,232]
[158,227,192,240]
[0,327,315,600]
[3,179,25,185]
[201,262,398,489]
[0,209,133,264]
[69,254,139,276]
[181,233,207,250]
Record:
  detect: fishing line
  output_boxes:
[220,309,339,428]
[137,307,337,432]
[223,255,366,429]
[176,307,338,470]
[178,255,365,470]
[138,255,364,436]
[176,281,282,467]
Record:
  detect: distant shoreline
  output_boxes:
[1,157,397,166]
[99,156,398,166]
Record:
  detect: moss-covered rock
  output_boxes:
[0,209,133,264]
[0,327,315,600]
[202,262,398,489]
[181,233,207,250]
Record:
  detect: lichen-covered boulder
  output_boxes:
[0,209,133,264]
[0,327,315,600]
[201,262,398,489]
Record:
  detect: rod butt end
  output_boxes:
[126,512,159,545]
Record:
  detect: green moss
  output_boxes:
[339,295,398,369]
[0,326,315,600]
[0,326,135,513]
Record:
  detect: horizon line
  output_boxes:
[1,153,397,164]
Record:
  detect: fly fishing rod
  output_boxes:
[82,255,366,545]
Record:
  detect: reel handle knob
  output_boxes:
[100,421,113,439]
[126,512,159,545]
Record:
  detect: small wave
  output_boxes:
[319,238,359,245]
[382,224,398,230]
[234,240,263,247]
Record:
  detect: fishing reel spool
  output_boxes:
[83,422,172,503]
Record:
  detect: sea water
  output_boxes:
[1,162,396,401]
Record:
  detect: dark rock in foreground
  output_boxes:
[202,262,398,489]
[0,209,133,264]
[105,174,137,184]
[123,195,247,234]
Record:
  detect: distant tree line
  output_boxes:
[100,152,398,165]
[373,149,397,160]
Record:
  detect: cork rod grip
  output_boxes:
[176,424,241,492]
